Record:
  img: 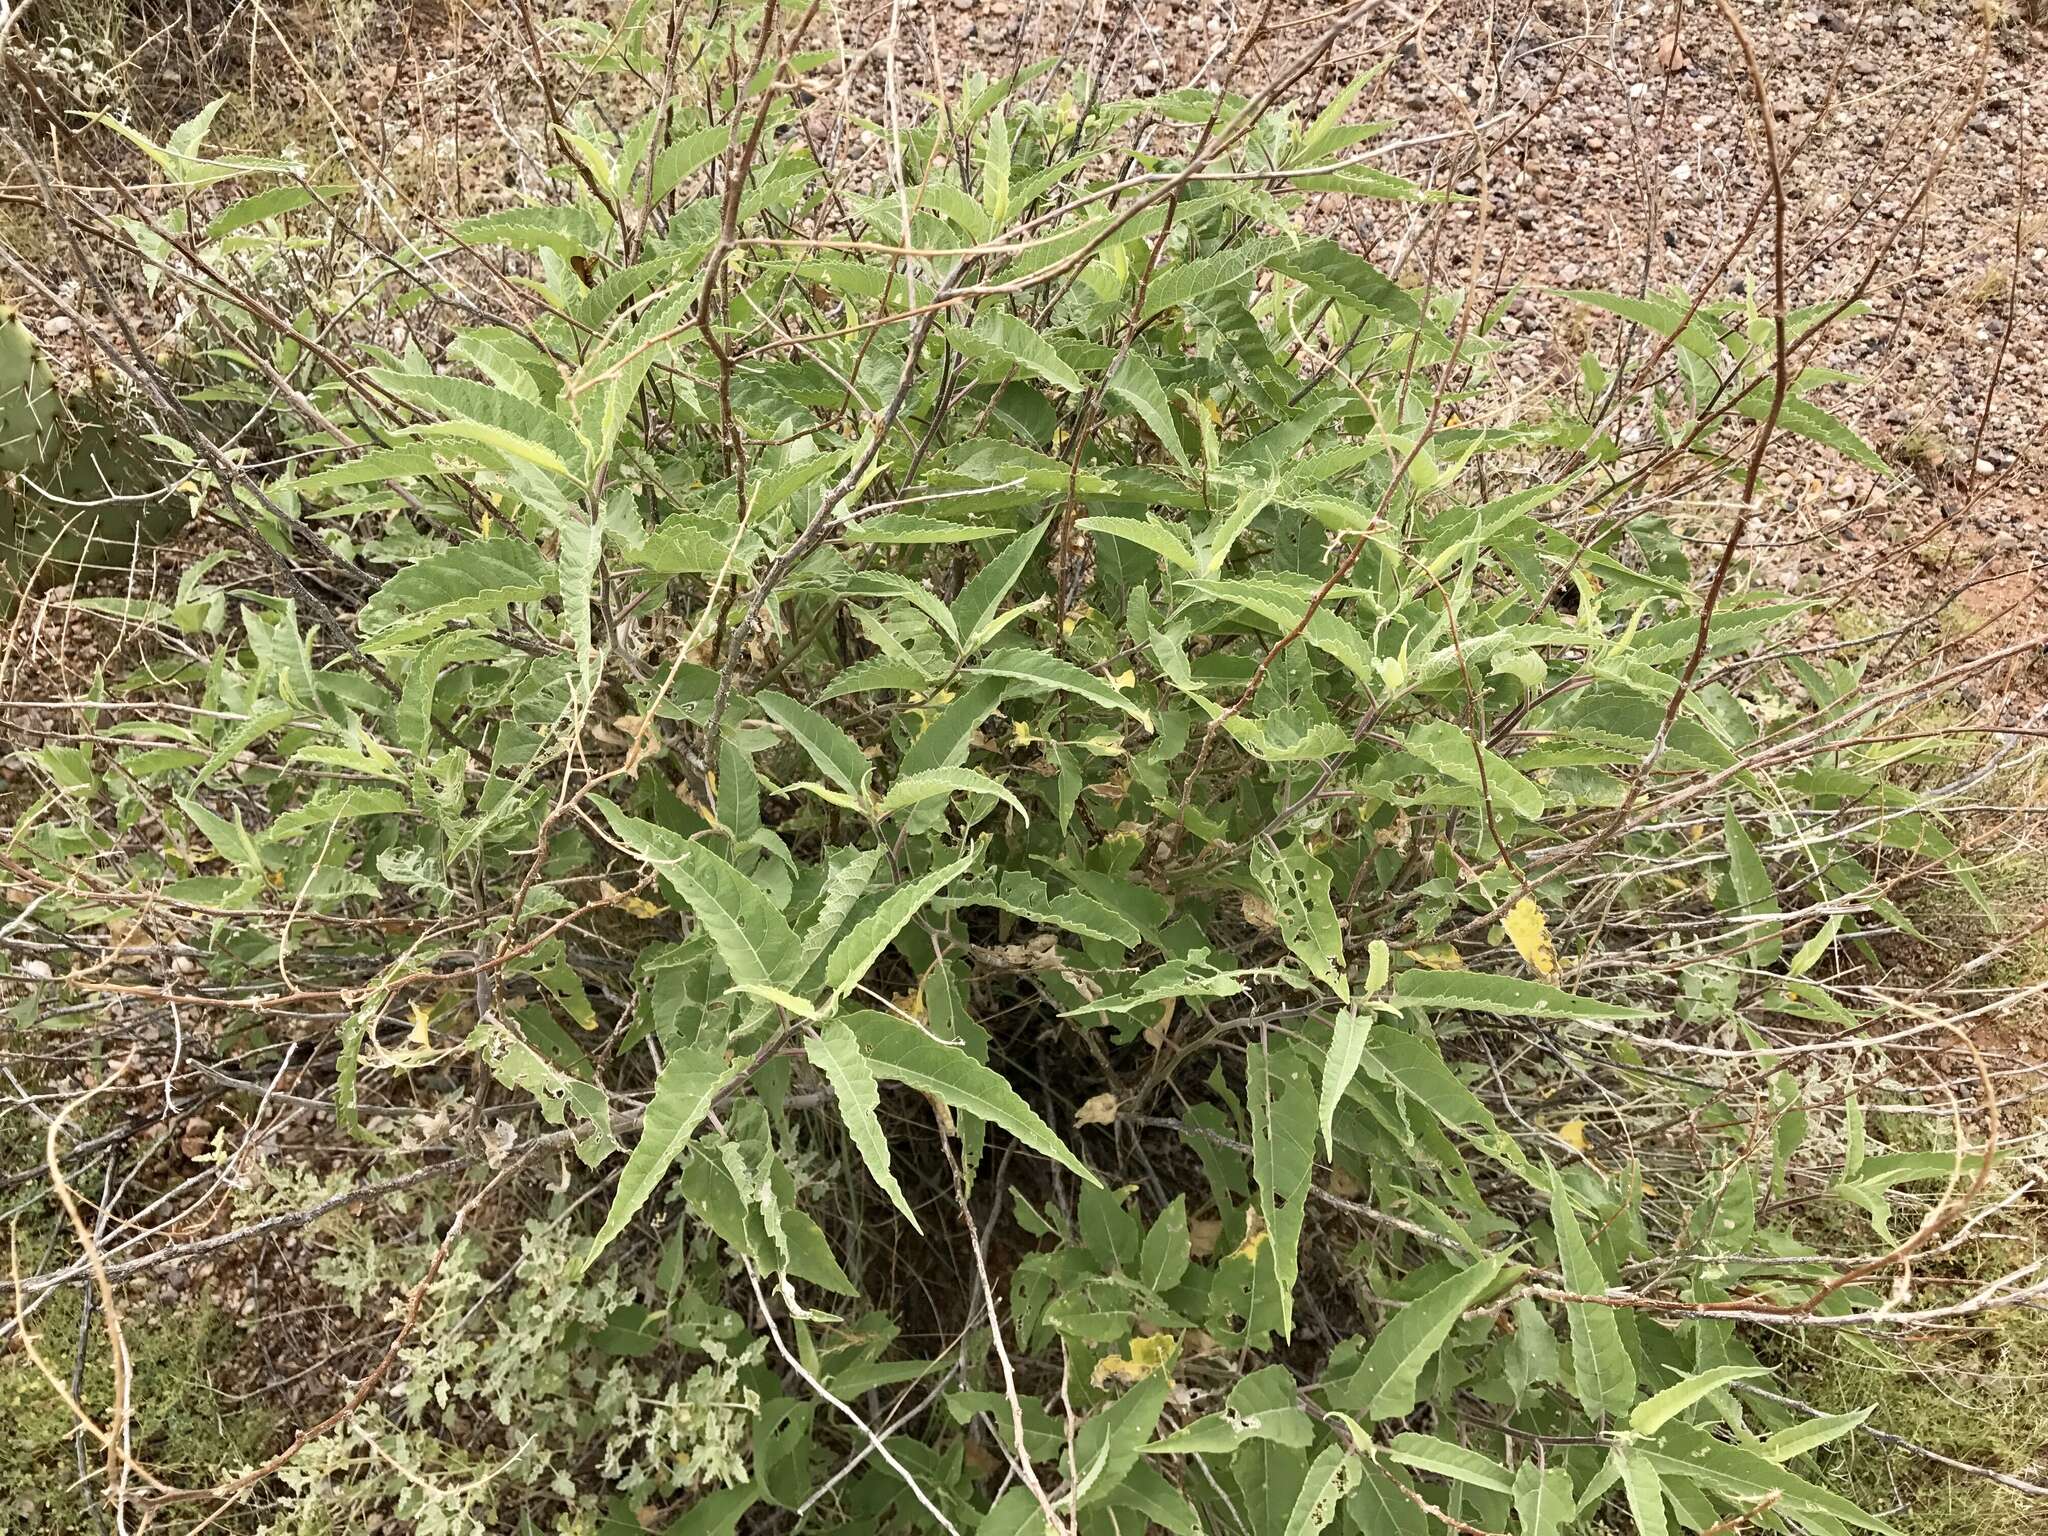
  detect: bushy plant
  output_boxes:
[6,5,2039,1534]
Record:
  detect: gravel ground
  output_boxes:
[8,0,2045,710]
[866,0,2048,707]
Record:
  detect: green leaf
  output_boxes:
[878,767,1028,823]
[1143,1400,1312,1455]
[1317,1007,1370,1157]
[368,368,586,479]
[1738,390,1886,472]
[1384,1433,1512,1494]
[1074,1369,1170,1506]
[1560,289,1720,359]
[358,538,551,646]
[1757,1404,1872,1463]
[1248,1044,1317,1339]
[844,514,1007,543]
[825,852,977,1004]
[970,649,1150,727]
[663,1483,759,1536]
[596,799,802,996]
[1549,1171,1637,1418]
[900,677,1008,779]
[758,690,871,799]
[1108,353,1191,470]
[1186,577,1380,684]
[207,184,334,238]
[1401,720,1544,821]
[454,204,606,258]
[844,1010,1093,1181]
[1101,1462,1202,1535]
[1512,1460,1574,1536]
[982,105,1012,225]
[1253,843,1348,1000]
[1722,810,1783,967]
[1630,1365,1769,1436]
[941,871,1141,947]
[977,1487,1049,1536]
[1077,515,1196,572]
[797,847,887,977]
[647,123,733,204]
[1139,1195,1190,1294]
[1613,1448,1670,1536]
[1266,240,1420,327]
[951,309,1084,394]
[952,519,1050,650]
[1392,969,1653,1022]
[269,787,406,839]
[582,1047,736,1271]
[1282,1443,1361,1536]
[806,1019,920,1229]
[1338,1257,1504,1420]
[1638,1423,1903,1536]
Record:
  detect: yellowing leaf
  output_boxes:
[1555,1119,1591,1155]
[407,1000,433,1048]
[1403,943,1465,971]
[1075,1091,1120,1127]
[1090,1331,1176,1388]
[1231,1212,1270,1262]
[1504,897,1560,978]
[618,895,663,919]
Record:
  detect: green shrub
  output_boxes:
[5,6,2038,1533]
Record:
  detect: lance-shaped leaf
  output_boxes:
[1253,842,1348,1000]
[825,851,976,1004]
[358,537,551,646]
[1630,1365,1769,1436]
[951,519,1050,651]
[845,1009,1093,1181]
[796,846,886,978]
[1333,1256,1505,1420]
[900,676,1008,779]
[807,1018,920,1229]
[1392,969,1652,1022]
[950,309,1084,394]
[970,648,1151,727]
[1549,1170,1637,1418]
[758,690,871,800]
[1107,353,1191,470]
[1613,1447,1671,1536]
[1318,1006,1371,1157]
[1281,1442,1361,1536]
[1248,1043,1317,1339]
[596,799,801,996]
[877,767,1029,823]
[581,1047,736,1270]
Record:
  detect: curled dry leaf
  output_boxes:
[1075,1091,1119,1127]
[480,1118,519,1169]
[1143,996,1176,1049]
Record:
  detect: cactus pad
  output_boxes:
[0,308,60,474]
